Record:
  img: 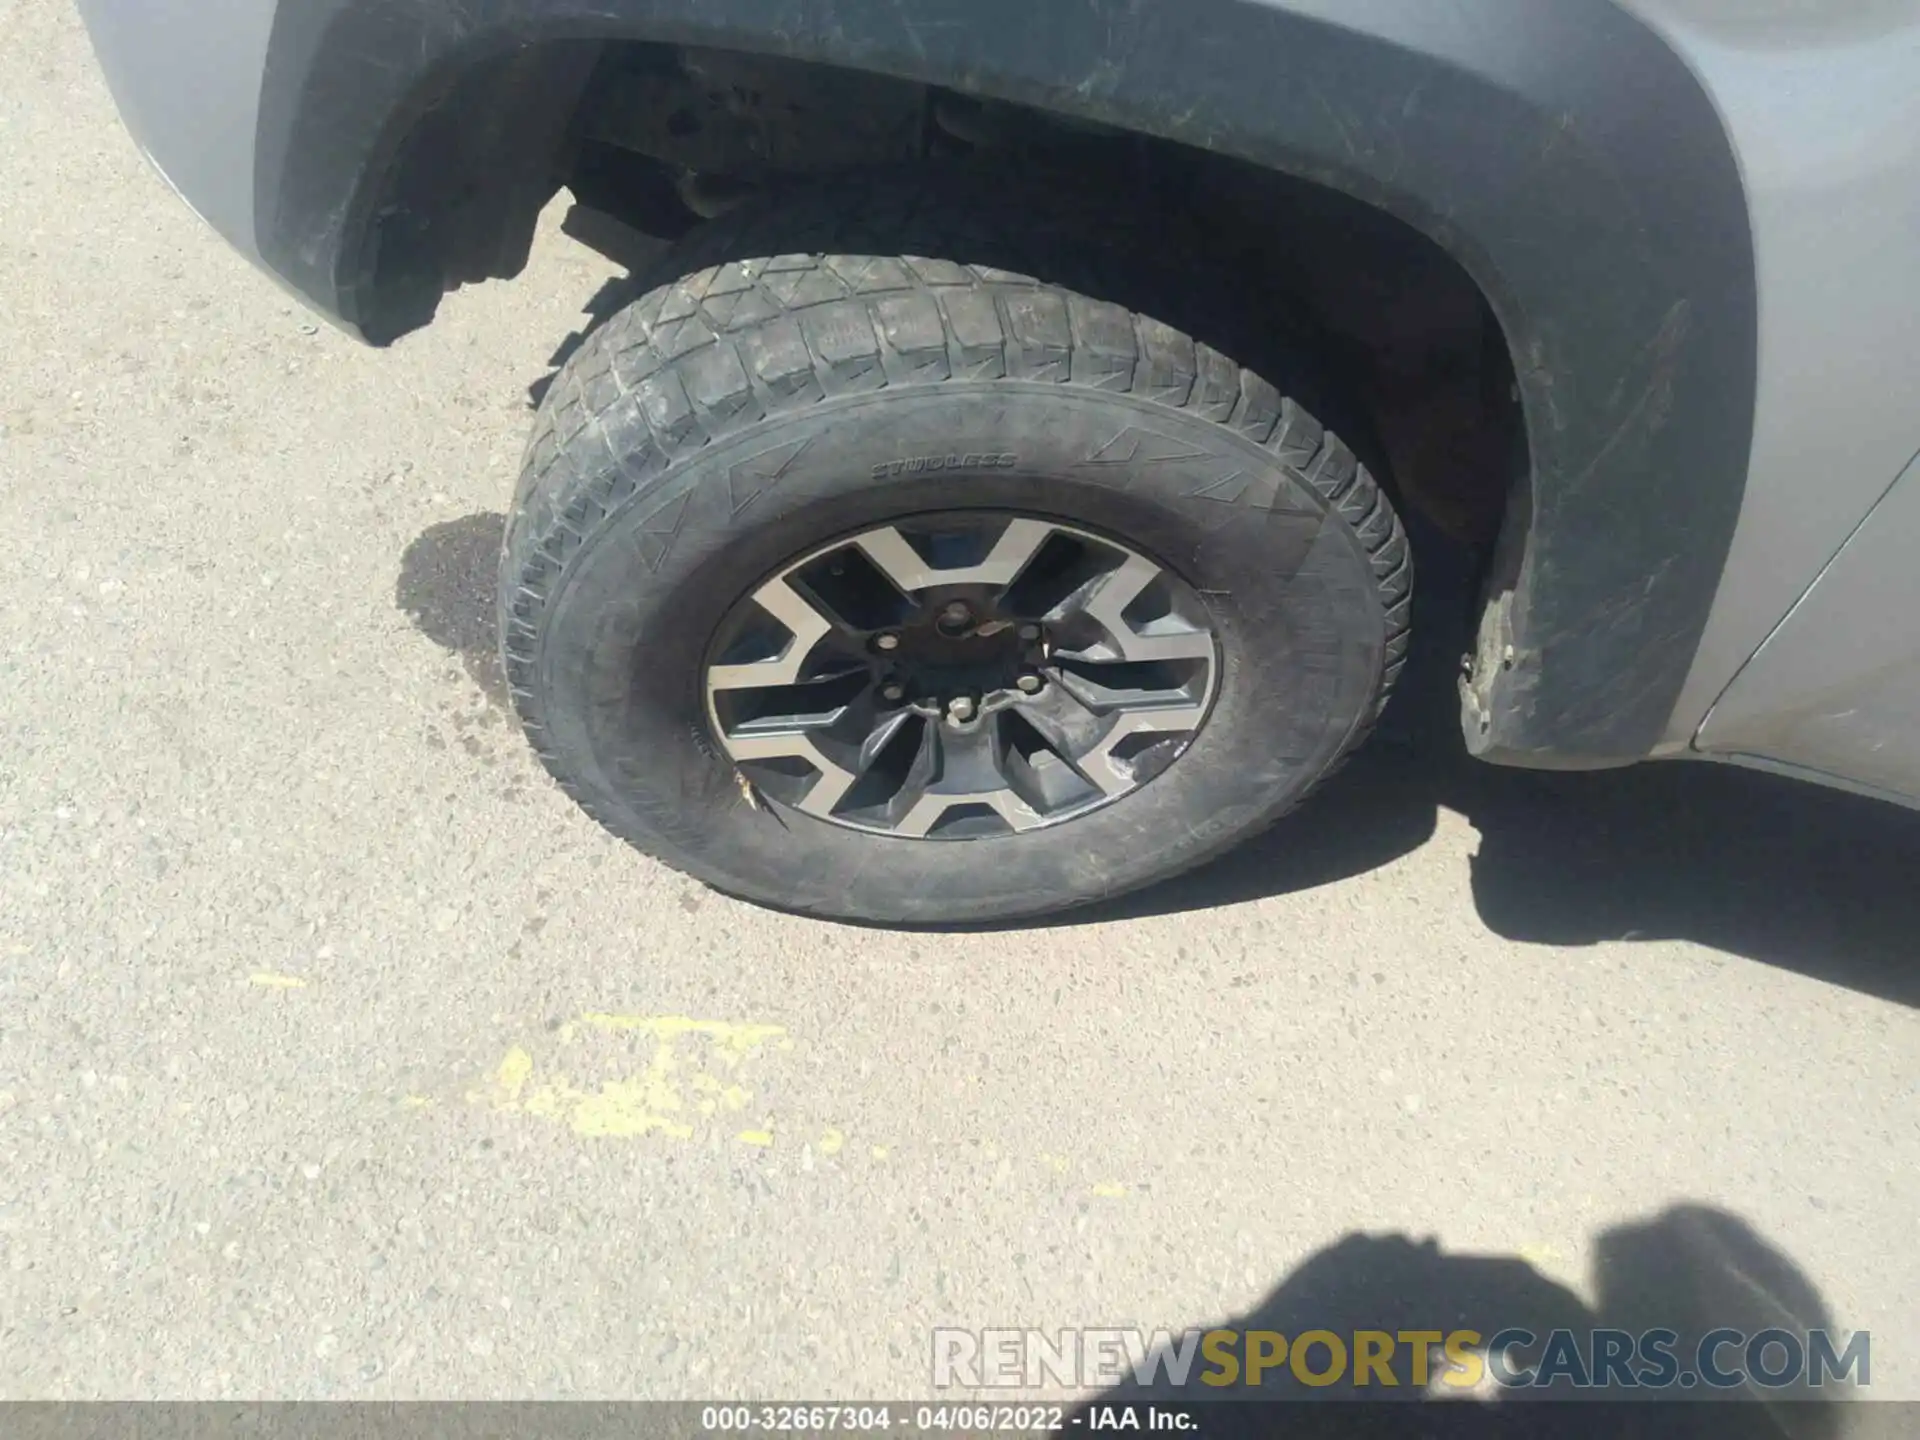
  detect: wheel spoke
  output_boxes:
[1004,679,1116,768]
[707,575,839,690]
[723,726,859,816]
[1078,702,1210,795]
[854,706,920,775]
[895,716,1045,837]
[1026,675,1206,797]
[856,518,1056,594]
[1055,552,1216,663]
[727,693,930,823]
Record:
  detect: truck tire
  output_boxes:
[500,171,1411,924]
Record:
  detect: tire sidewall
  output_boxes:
[532,382,1386,921]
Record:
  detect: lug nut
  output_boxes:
[881,683,905,703]
[1017,623,1041,642]
[946,695,977,725]
[1016,673,1045,695]
[938,601,973,632]
[873,632,901,652]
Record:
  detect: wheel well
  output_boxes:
[376,41,1521,550]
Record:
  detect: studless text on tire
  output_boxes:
[500,172,1412,924]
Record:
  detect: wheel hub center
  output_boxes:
[891,617,1026,695]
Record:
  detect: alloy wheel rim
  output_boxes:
[703,512,1221,839]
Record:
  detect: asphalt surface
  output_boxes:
[3,0,1917,1408]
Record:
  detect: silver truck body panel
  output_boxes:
[75,0,274,257]
[1697,444,1920,801]
[1625,3,1920,761]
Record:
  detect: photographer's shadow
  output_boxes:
[1083,1204,1866,1438]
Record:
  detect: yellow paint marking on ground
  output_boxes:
[473,1014,789,1141]
[510,1041,694,1139]
[464,1029,1153,1188]
[492,1046,534,1103]
[247,972,308,989]
[461,1016,1168,1176]
[692,1073,751,1116]
[549,1080,695,1139]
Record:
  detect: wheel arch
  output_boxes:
[259,0,1756,765]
